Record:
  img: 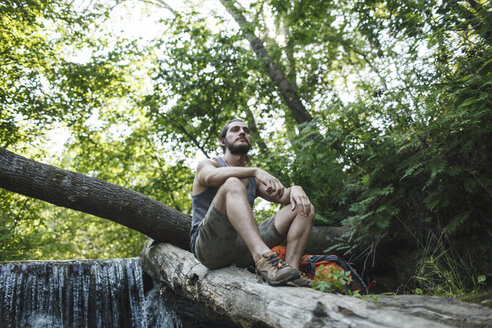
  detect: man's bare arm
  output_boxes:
[196,159,257,187]
[196,159,284,198]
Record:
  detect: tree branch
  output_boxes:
[140,0,177,16]
[218,0,312,124]
[158,113,211,158]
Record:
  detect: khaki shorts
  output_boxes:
[194,203,284,269]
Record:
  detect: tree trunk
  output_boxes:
[140,240,492,328]
[219,0,312,125]
[0,147,191,250]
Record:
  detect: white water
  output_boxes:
[0,258,182,328]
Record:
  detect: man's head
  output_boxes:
[220,119,251,154]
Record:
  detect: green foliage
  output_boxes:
[414,255,466,296]
[313,264,353,294]
[0,188,148,260]
[0,0,127,148]
[251,0,491,294]
[410,231,489,297]
[342,42,491,241]
[141,12,279,158]
[0,0,158,260]
[0,191,52,260]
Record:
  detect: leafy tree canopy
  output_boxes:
[1,0,491,294]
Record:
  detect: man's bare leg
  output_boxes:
[212,177,270,262]
[274,205,315,270]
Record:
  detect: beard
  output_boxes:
[225,139,251,155]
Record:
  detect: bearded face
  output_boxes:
[224,138,251,154]
[221,121,252,155]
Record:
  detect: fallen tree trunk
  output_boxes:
[140,240,492,328]
[0,147,348,253]
[372,295,492,327]
[0,147,191,250]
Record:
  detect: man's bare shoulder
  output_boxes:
[197,158,219,170]
[193,158,220,194]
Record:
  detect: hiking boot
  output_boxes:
[287,271,314,288]
[255,251,300,286]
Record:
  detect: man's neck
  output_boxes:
[223,152,247,167]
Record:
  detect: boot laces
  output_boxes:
[265,253,286,270]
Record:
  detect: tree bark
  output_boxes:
[219,0,312,125]
[0,147,192,250]
[140,241,492,328]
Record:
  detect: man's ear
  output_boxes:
[219,138,225,147]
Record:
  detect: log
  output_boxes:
[304,225,349,254]
[373,295,492,328]
[0,147,191,249]
[140,240,492,328]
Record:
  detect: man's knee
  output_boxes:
[292,204,315,221]
[302,204,315,227]
[214,177,247,209]
[297,204,315,229]
[221,177,247,195]
[223,176,243,187]
[308,204,315,220]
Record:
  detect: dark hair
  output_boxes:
[219,119,247,152]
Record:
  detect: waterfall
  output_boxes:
[0,258,183,328]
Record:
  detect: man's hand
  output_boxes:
[255,168,285,198]
[290,186,312,217]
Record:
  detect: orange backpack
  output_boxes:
[271,245,368,294]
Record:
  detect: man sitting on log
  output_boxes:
[190,118,314,287]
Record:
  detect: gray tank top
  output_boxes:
[189,157,257,252]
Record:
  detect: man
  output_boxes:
[190,119,314,287]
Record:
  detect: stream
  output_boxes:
[0,257,236,328]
